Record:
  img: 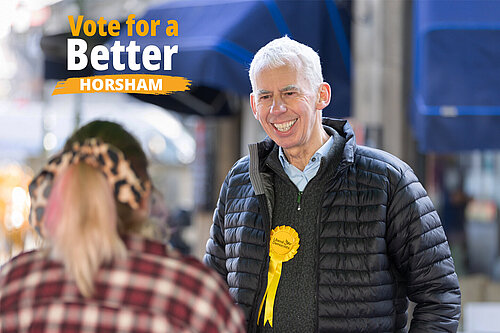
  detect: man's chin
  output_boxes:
[272,138,296,150]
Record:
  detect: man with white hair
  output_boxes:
[204,36,461,332]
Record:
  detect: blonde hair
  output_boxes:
[41,120,152,297]
[45,163,127,297]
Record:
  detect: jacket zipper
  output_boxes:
[297,191,303,211]
[315,165,349,331]
[315,190,322,332]
[252,194,272,331]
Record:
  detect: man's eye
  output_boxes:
[284,91,296,96]
[260,95,271,100]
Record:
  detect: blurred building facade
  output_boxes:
[1,1,500,331]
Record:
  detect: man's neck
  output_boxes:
[283,128,330,171]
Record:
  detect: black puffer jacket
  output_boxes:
[204,118,461,332]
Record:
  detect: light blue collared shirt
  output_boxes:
[278,136,333,192]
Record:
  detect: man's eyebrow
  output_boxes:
[255,89,272,95]
[280,85,300,92]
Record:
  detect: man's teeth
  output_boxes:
[274,119,297,132]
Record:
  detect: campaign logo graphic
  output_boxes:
[52,15,190,95]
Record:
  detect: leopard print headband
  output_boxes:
[29,138,150,236]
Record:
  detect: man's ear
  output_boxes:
[316,82,331,111]
[250,93,258,119]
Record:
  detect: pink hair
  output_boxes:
[44,163,126,297]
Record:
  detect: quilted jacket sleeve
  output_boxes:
[387,168,461,333]
[203,175,229,280]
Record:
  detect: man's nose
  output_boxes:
[270,96,287,114]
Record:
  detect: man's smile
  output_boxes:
[273,119,297,132]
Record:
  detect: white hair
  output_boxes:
[249,36,324,92]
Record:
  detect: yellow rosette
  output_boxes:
[258,225,300,327]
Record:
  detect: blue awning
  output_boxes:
[103,0,352,118]
[411,0,500,152]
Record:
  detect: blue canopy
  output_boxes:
[411,0,500,152]
[103,0,352,117]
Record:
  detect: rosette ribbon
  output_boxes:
[258,225,300,327]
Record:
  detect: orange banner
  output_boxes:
[52,74,191,96]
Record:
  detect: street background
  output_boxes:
[0,1,499,331]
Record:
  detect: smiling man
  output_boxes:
[204,37,461,333]
[251,64,330,171]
